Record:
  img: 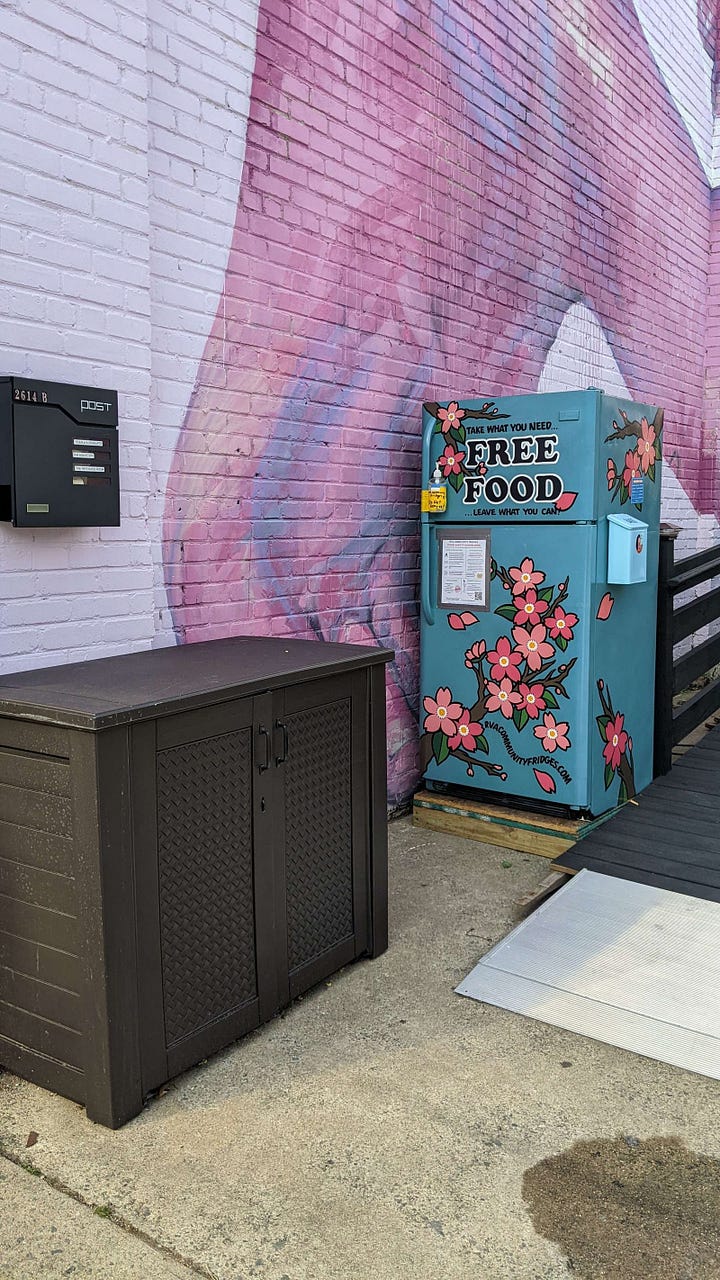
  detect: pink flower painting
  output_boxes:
[605,410,663,509]
[437,402,465,435]
[636,418,656,473]
[512,589,550,628]
[622,449,642,491]
[517,682,547,719]
[422,555,580,788]
[512,624,554,671]
[486,678,522,719]
[439,444,465,477]
[423,688,462,735]
[596,681,636,803]
[509,558,545,596]
[534,713,570,753]
[603,712,628,772]
[486,635,523,682]
[547,606,578,642]
[464,640,486,666]
[448,710,484,752]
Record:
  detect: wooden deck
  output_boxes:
[553,723,720,902]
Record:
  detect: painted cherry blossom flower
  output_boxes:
[636,417,656,473]
[485,678,522,719]
[512,623,554,671]
[509,557,545,596]
[622,449,642,490]
[437,401,465,434]
[448,710,484,751]
[534,712,570,752]
[547,606,578,641]
[439,444,465,477]
[464,640,486,667]
[513,588,549,628]
[486,635,523,682]
[603,712,628,771]
[606,458,616,490]
[423,687,463,735]
[517,682,547,719]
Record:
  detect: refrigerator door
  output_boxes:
[588,522,660,813]
[420,521,594,809]
[422,390,600,525]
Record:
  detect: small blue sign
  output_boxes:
[631,477,644,504]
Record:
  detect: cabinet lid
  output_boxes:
[0,636,394,730]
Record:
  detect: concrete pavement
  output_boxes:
[2,818,720,1279]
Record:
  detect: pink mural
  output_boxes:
[164,0,718,803]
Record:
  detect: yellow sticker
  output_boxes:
[421,488,447,513]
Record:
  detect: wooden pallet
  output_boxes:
[413,789,615,859]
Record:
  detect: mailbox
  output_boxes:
[607,513,648,584]
[0,377,119,527]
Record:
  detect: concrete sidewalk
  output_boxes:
[2,819,720,1279]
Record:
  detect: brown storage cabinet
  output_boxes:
[0,637,391,1127]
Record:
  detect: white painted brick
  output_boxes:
[0,0,156,674]
[1,11,61,58]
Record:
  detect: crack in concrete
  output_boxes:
[0,1145,218,1280]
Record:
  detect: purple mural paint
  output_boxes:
[164,0,717,802]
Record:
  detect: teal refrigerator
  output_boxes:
[419,390,663,815]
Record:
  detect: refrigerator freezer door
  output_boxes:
[420,522,595,809]
[423,390,600,525]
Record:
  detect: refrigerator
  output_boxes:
[419,390,663,815]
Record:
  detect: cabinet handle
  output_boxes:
[257,725,270,772]
[274,719,289,765]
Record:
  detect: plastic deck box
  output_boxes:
[0,637,391,1127]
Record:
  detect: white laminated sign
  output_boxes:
[439,534,489,608]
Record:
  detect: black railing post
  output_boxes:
[654,524,680,776]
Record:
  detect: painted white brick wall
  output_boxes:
[0,0,260,672]
[0,0,156,672]
[146,0,260,644]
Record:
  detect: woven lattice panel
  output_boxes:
[157,729,256,1046]
[284,699,354,971]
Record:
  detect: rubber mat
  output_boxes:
[456,869,720,1080]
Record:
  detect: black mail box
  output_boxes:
[0,377,120,527]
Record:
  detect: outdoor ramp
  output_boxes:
[457,869,720,1081]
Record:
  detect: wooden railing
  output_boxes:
[654,525,720,775]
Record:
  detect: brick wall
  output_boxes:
[1,0,719,803]
[0,0,260,667]
[164,0,720,800]
[147,0,260,637]
[0,0,156,668]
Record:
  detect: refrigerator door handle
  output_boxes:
[421,519,434,624]
[421,405,436,483]
[421,408,438,626]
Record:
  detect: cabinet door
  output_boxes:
[132,696,277,1087]
[274,671,370,1001]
